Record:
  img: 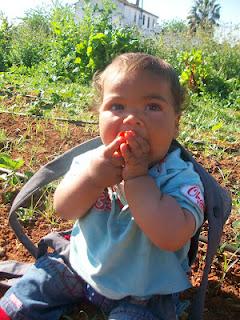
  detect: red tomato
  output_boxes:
[118,130,134,140]
[114,130,134,157]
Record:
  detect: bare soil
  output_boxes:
[0,113,239,319]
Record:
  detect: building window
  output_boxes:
[134,13,137,23]
[143,14,145,25]
[152,19,155,28]
[147,16,150,28]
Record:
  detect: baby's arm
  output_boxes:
[54,138,124,220]
[121,133,195,251]
[124,177,195,251]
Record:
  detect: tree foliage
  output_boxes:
[160,20,188,34]
[188,0,221,32]
[0,14,13,71]
[10,8,50,68]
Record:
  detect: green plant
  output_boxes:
[0,152,26,203]
[10,8,50,68]
[0,152,24,170]
[1,171,23,204]
[41,0,147,84]
[17,198,37,223]
[178,49,209,91]
[75,26,142,82]
[27,96,54,116]
[17,183,57,224]
[0,14,12,71]
[220,243,239,283]
[41,185,58,225]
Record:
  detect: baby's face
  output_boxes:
[99,69,180,165]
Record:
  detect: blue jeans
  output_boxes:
[0,253,183,320]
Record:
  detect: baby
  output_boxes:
[0,53,204,320]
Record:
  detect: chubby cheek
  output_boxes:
[148,123,176,160]
[99,112,121,145]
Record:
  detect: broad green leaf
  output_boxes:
[75,42,85,53]
[92,33,106,40]
[180,70,190,84]
[74,57,82,64]
[0,153,24,170]
[87,46,93,56]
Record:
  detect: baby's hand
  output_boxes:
[89,138,125,188]
[119,130,150,180]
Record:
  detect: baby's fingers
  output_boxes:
[103,136,125,158]
[119,142,131,160]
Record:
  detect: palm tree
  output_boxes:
[187,0,221,32]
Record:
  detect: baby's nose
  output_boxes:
[122,113,143,126]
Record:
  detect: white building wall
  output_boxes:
[123,6,136,26]
[74,0,159,34]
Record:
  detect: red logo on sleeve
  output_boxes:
[180,185,205,212]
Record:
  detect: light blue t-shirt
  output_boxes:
[65,147,205,299]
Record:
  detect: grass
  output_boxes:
[0,70,95,122]
[0,129,8,146]
[180,93,240,148]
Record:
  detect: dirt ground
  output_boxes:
[0,113,239,319]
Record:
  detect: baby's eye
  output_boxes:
[110,104,124,111]
[145,103,162,111]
